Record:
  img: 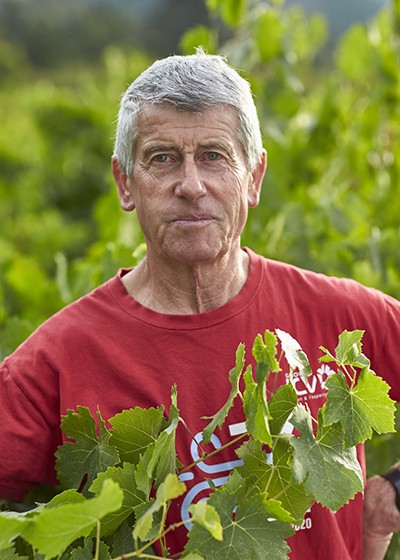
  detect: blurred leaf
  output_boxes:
[335,24,376,82]
[256,7,284,61]
[206,0,246,28]
[179,25,217,55]
[0,317,35,360]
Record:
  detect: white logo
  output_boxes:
[286,364,336,400]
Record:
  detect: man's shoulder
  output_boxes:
[8,273,123,356]
[251,250,397,310]
[51,273,119,322]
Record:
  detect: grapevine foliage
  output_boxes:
[0,330,395,559]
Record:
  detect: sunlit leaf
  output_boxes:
[108,406,165,465]
[22,479,123,559]
[132,474,185,542]
[324,369,395,447]
[89,462,145,535]
[189,501,223,541]
[320,330,370,369]
[276,329,311,378]
[0,515,31,551]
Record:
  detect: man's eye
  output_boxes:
[207,152,221,161]
[153,154,170,163]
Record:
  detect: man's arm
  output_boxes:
[363,463,400,560]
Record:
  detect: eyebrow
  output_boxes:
[199,142,234,157]
[141,145,178,160]
[140,141,235,162]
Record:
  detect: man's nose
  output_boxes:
[174,158,207,200]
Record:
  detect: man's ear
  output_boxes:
[112,157,135,211]
[248,150,267,208]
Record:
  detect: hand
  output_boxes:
[363,467,400,560]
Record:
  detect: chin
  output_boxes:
[166,243,226,266]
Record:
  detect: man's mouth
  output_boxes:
[172,215,215,224]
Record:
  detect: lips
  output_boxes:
[171,214,216,223]
[174,216,213,222]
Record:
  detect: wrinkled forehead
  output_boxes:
[133,104,243,156]
[134,103,242,148]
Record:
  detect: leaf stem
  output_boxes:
[178,433,247,475]
[112,520,188,560]
[341,365,357,387]
[94,519,101,560]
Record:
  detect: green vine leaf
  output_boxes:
[185,471,293,560]
[45,489,86,508]
[108,406,165,465]
[22,479,123,559]
[109,519,136,556]
[188,501,223,541]
[276,329,311,378]
[290,405,363,510]
[89,462,145,536]
[135,388,180,497]
[268,383,298,436]
[55,406,120,493]
[0,547,29,560]
[202,343,245,444]
[0,515,31,551]
[324,368,396,447]
[236,439,312,523]
[135,444,155,499]
[149,386,180,487]
[69,538,111,560]
[268,439,314,523]
[252,330,280,373]
[244,366,272,445]
[132,473,185,543]
[319,329,370,369]
[68,538,93,560]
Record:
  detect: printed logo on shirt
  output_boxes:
[285,363,336,402]
[179,428,243,529]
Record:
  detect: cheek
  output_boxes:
[222,171,251,209]
[222,188,249,229]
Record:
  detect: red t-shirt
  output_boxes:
[1,248,399,558]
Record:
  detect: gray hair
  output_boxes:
[113,51,263,175]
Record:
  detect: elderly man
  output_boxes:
[1,51,399,559]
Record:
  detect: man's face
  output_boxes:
[115,105,265,266]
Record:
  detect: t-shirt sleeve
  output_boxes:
[0,356,61,501]
[375,294,400,403]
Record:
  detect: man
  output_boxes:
[1,51,399,559]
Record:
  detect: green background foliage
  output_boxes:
[0,0,399,555]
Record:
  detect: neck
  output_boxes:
[122,248,249,314]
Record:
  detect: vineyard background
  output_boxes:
[0,0,399,556]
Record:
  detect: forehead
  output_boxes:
[134,104,241,150]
